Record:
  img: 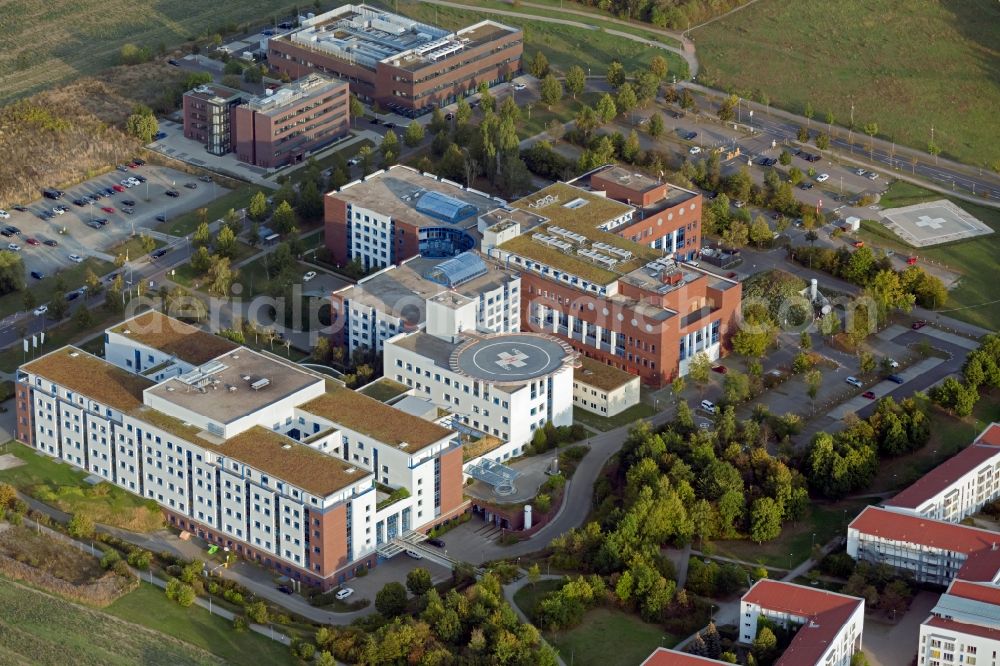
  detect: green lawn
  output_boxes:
[0,0,307,105]
[106,583,296,665]
[286,138,375,185]
[169,241,257,292]
[711,499,873,569]
[108,234,165,262]
[513,580,676,666]
[155,187,253,238]
[573,402,656,432]
[867,181,1000,330]
[693,0,1000,168]
[0,257,113,320]
[548,608,677,666]
[390,0,686,79]
[0,441,163,532]
[0,577,222,666]
[518,91,601,139]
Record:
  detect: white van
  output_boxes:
[700,400,717,414]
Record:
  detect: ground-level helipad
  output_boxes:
[879,199,992,247]
[451,333,572,383]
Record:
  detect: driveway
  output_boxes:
[863,590,937,666]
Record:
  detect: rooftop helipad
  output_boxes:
[450,333,574,384]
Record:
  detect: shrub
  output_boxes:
[100,550,122,570]
[223,588,244,606]
[535,493,552,513]
[246,600,269,624]
[233,615,248,632]
[126,549,152,571]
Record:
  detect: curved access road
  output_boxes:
[416,0,697,76]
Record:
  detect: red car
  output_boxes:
[112,184,125,192]
[128,161,141,168]
[862,391,877,399]
[101,206,115,214]
[25,238,40,246]
[711,365,728,374]
[911,320,927,330]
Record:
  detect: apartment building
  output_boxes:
[182,74,349,168]
[581,166,704,261]
[573,355,640,417]
[884,423,1000,522]
[381,287,575,457]
[918,579,1000,666]
[847,506,1000,586]
[739,580,865,666]
[267,4,523,116]
[330,251,520,353]
[324,165,503,270]
[182,83,245,155]
[482,182,741,387]
[15,311,464,588]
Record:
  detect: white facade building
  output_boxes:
[739,580,864,666]
[918,579,1000,666]
[382,289,576,461]
[883,424,1000,522]
[16,311,465,589]
[572,355,641,417]
[332,251,521,353]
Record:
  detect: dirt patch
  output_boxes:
[0,454,25,471]
[0,525,104,584]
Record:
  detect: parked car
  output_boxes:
[807,153,821,162]
[25,238,40,246]
[855,168,867,176]
[277,585,293,595]
[405,549,423,560]
[867,172,879,180]
[684,131,698,140]
[799,182,814,190]
[12,206,27,212]
[42,189,63,199]
[513,82,526,91]
[700,399,717,414]
[199,175,213,183]
[427,538,446,548]
[68,254,84,263]
[862,391,877,399]
[335,588,354,600]
[150,248,169,259]
[33,305,48,316]
[122,207,135,215]
[134,175,147,183]
[845,376,863,388]
[302,271,317,282]
[347,157,360,167]
[72,199,88,207]
[184,182,198,189]
[86,220,103,229]
[887,374,905,384]
[155,214,167,222]
[711,365,727,374]
[30,271,45,280]
[911,320,927,330]
[688,146,701,155]
[165,190,180,197]
[101,206,115,214]
[52,207,65,215]
[121,199,136,207]
[116,165,129,172]
[112,184,126,192]
[816,173,830,183]
[43,239,58,247]
[7,243,20,251]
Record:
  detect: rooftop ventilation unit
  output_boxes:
[548,226,588,244]
[527,194,558,209]
[282,444,292,450]
[69,351,80,358]
[250,378,271,391]
[593,242,633,260]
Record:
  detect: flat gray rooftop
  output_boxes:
[332,167,502,230]
[339,253,514,323]
[148,348,321,424]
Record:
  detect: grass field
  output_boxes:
[108,234,165,262]
[106,583,296,665]
[0,1,305,105]
[711,498,873,569]
[390,0,686,79]
[156,186,252,237]
[693,0,1000,168]
[859,181,1000,330]
[513,579,675,666]
[0,577,223,665]
[573,402,656,432]
[0,257,113,320]
[0,526,104,584]
[0,441,163,532]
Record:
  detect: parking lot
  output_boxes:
[3,165,226,277]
